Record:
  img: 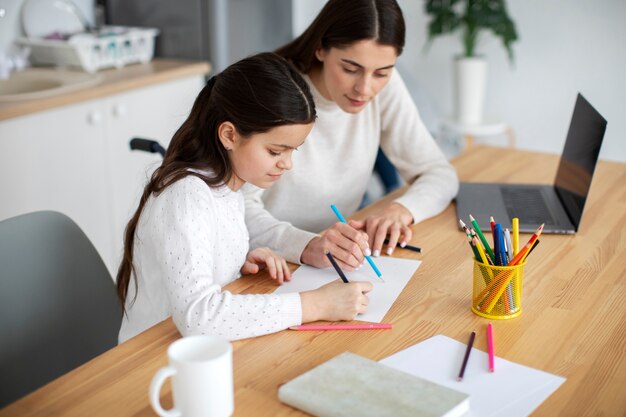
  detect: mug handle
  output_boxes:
[149,366,182,417]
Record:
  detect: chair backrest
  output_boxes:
[0,211,122,407]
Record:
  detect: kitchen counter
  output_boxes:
[0,59,211,121]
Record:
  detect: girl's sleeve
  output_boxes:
[148,178,302,341]
[378,72,460,224]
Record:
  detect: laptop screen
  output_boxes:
[554,93,607,229]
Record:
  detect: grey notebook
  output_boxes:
[455,93,607,234]
[278,352,469,417]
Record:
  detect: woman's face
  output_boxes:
[314,39,398,113]
[220,122,314,191]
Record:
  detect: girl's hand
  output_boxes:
[240,247,291,284]
[300,222,370,271]
[300,280,373,322]
[350,202,413,257]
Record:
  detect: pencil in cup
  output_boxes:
[473,238,508,312]
[471,260,524,319]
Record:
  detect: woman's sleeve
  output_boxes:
[378,72,460,224]
[149,178,303,341]
[242,184,318,264]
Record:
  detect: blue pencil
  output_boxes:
[330,204,384,281]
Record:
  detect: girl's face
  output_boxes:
[313,39,398,114]
[219,122,314,191]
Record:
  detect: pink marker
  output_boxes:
[487,323,496,372]
[289,323,392,331]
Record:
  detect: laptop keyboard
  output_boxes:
[501,187,557,226]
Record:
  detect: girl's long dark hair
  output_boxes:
[276,0,406,74]
[116,52,316,312]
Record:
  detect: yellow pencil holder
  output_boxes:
[471,260,525,320]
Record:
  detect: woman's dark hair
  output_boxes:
[116,52,316,311]
[276,0,405,73]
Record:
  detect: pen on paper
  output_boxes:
[487,323,495,372]
[325,251,349,283]
[289,324,392,331]
[330,204,384,281]
[458,330,476,381]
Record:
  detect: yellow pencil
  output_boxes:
[512,218,519,256]
[473,236,490,266]
[473,236,494,286]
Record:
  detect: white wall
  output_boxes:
[400,0,625,162]
[293,0,626,162]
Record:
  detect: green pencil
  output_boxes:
[469,214,496,264]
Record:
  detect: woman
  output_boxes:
[244,0,459,271]
[117,53,372,343]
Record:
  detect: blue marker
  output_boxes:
[330,204,384,281]
[495,224,515,309]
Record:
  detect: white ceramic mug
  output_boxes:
[149,335,234,417]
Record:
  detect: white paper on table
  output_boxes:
[274,256,421,323]
[380,335,566,417]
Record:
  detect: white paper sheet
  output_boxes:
[274,257,421,323]
[380,335,566,417]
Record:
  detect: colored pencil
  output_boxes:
[521,239,540,263]
[487,323,495,372]
[459,219,481,260]
[512,218,520,256]
[472,236,490,266]
[384,239,422,253]
[509,224,544,265]
[472,229,493,265]
[330,204,384,281]
[325,251,349,283]
[458,331,476,381]
[470,215,496,264]
[472,236,494,285]
[289,324,392,331]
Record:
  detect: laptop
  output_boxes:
[455,93,607,234]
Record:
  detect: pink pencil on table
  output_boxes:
[487,323,496,372]
[289,324,392,331]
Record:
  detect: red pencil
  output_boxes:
[509,224,544,265]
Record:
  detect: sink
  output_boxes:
[0,68,103,102]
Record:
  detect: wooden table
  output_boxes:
[2,146,625,417]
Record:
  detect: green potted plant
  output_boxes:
[424,0,518,125]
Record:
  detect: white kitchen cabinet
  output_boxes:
[0,74,204,277]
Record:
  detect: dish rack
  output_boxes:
[16,26,159,73]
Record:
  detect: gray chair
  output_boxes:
[0,211,122,407]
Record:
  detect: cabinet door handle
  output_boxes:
[88,111,103,125]
[112,103,127,118]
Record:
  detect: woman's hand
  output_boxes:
[240,247,291,284]
[300,222,371,271]
[350,202,413,257]
[300,280,373,322]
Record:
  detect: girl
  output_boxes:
[244,0,459,271]
[117,53,372,343]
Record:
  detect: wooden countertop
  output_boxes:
[1,146,625,416]
[0,59,211,121]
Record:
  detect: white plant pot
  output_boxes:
[454,56,487,125]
